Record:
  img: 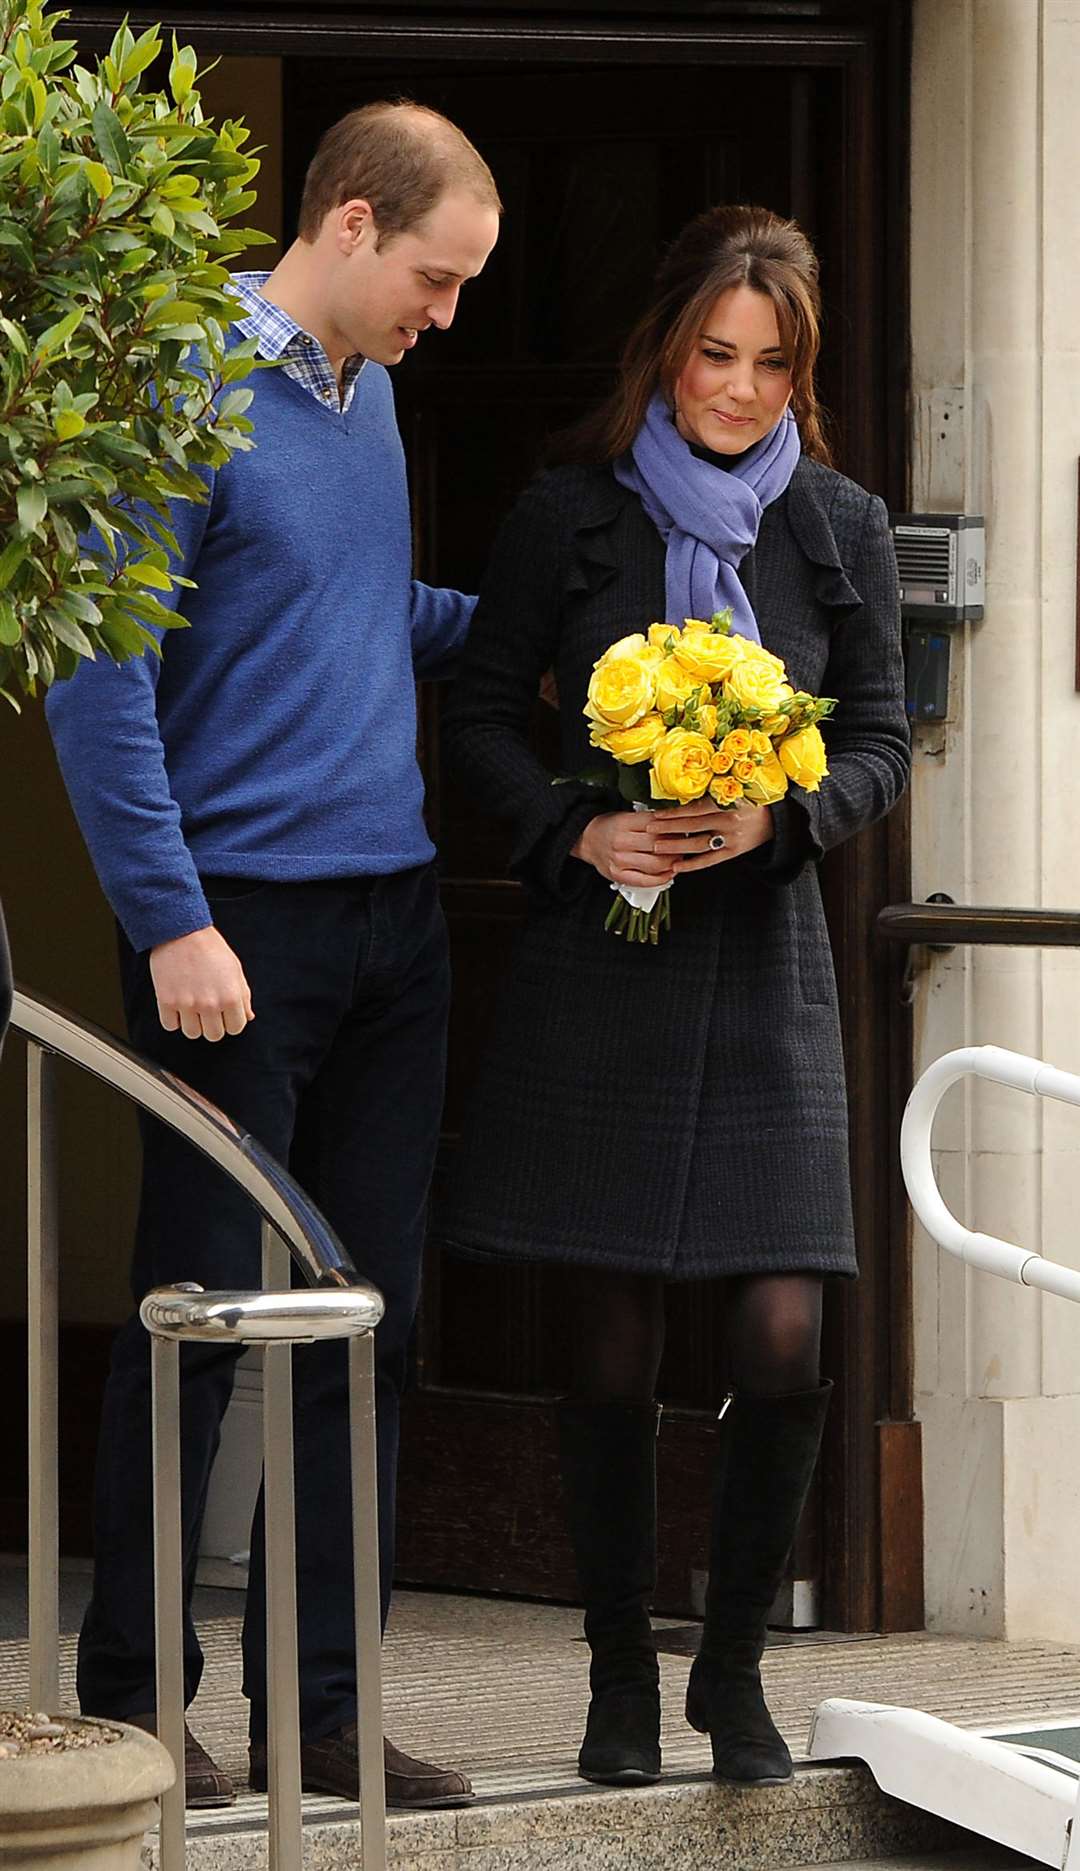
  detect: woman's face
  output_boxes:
[672,285,793,454]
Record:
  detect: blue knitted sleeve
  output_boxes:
[409,581,476,681]
[45,484,216,952]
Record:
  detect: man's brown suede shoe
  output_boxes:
[128,1712,235,1808]
[249,1727,473,1809]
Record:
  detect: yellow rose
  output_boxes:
[723,657,794,714]
[736,638,788,678]
[591,712,667,765]
[732,757,756,783]
[649,728,715,803]
[711,749,734,774]
[655,655,708,714]
[743,749,789,806]
[648,622,677,651]
[599,632,647,663]
[697,703,719,740]
[749,730,772,756]
[709,773,745,805]
[721,728,753,758]
[778,724,830,792]
[585,654,656,727]
[672,621,746,684]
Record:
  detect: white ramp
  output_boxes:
[813,1050,1080,1865]
[808,1699,1080,1870]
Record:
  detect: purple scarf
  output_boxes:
[614,391,801,642]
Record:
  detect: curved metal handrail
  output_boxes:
[140,1282,383,1342]
[10,983,362,1290]
[11,983,388,1868]
[901,1044,1080,1303]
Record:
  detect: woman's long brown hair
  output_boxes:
[553,204,833,467]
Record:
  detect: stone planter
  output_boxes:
[0,1713,174,1870]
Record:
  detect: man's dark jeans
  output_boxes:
[76,865,450,1744]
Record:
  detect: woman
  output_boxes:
[441,205,910,1790]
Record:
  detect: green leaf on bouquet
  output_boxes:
[616,763,650,805]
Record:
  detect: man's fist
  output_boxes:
[149,927,254,1042]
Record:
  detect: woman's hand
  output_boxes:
[651,799,774,873]
[573,800,774,887]
[572,813,677,888]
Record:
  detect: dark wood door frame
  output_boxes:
[70,6,884,62]
[69,0,916,1633]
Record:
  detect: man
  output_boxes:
[46,100,501,1810]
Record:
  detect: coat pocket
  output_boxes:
[792,873,834,1007]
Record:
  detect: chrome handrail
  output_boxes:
[11,985,359,1287]
[8,984,388,1871]
[141,1283,382,1341]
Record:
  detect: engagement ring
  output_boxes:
[709,833,727,851]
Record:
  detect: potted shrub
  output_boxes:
[0,0,268,1048]
[0,0,266,1851]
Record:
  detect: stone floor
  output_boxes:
[1,1559,1075,1867]
[791,1860,1030,1871]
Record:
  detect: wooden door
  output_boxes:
[282,9,913,1627]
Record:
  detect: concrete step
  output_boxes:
[147,1762,991,1871]
[791,1856,1035,1871]
[3,1569,1075,1870]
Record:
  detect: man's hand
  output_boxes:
[149,927,254,1042]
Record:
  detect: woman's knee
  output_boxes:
[725,1274,822,1393]
[569,1268,665,1400]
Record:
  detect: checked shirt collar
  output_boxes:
[230,271,366,414]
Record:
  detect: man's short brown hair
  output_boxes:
[298,100,501,244]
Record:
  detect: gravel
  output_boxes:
[0,1709,123,1758]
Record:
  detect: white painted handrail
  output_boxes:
[901,1044,1080,1304]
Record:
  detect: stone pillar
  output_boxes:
[911,0,1080,1640]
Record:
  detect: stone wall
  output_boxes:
[911,0,1080,1640]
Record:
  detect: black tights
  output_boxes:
[568,1268,822,1404]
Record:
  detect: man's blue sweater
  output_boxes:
[46,359,473,952]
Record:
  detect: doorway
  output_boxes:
[278,14,913,1628]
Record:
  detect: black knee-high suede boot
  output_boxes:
[685,1382,832,1785]
[556,1398,662,1785]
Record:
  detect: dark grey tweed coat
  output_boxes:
[440,457,910,1280]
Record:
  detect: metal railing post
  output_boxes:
[262,1223,303,1871]
[151,1327,187,1871]
[349,1331,387,1871]
[140,1285,385,1870]
[26,1041,59,1714]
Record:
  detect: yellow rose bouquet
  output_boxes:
[562,611,836,942]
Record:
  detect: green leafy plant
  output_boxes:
[0,0,272,706]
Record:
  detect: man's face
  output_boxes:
[333,188,500,365]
